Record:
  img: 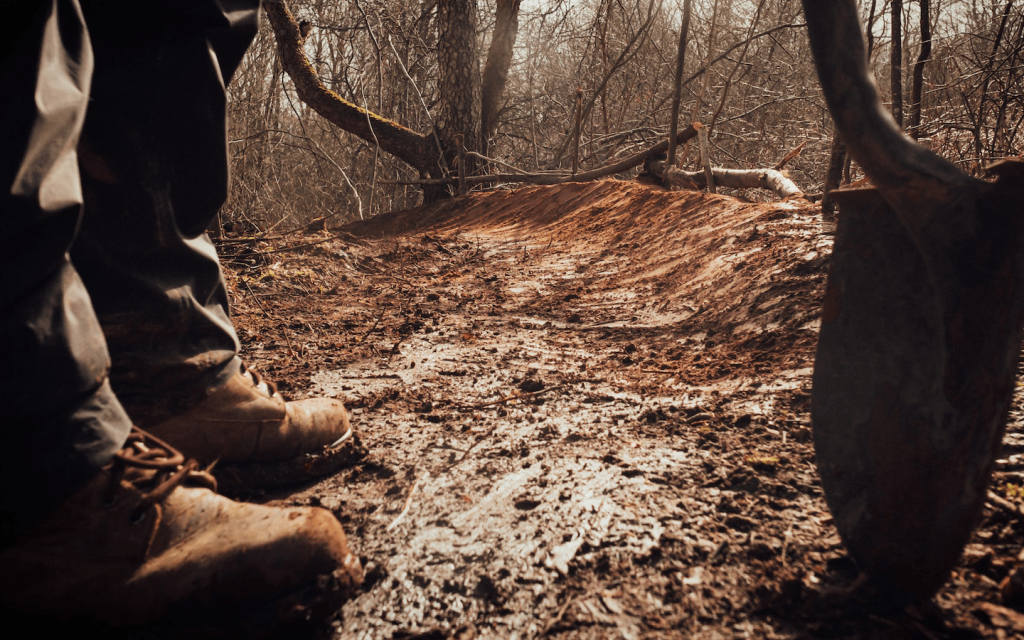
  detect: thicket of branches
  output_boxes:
[222,0,1023,231]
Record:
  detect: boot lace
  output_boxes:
[104,427,218,523]
[242,363,280,399]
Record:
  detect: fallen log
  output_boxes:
[645,158,804,199]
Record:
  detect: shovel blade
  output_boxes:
[812,185,1021,601]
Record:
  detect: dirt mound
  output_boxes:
[348,180,827,343]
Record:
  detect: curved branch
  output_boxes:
[801,0,981,231]
[263,0,437,175]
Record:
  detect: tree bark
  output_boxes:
[822,133,847,217]
[437,0,482,173]
[480,0,522,157]
[666,0,693,165]
[891,0,904,127]
[263,0,436,175]
[907,0,931,138]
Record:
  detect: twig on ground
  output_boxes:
[542,596,580,636]
[358,304,388,344]
[386,473,426,532]
[574,318,624,329]
[242,278,273,320]
[458,384,565,409]
[988,490,1024,517]
[448,435,490,470]
[254,232,349,255]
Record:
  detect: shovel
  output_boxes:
[804,0,1024,600]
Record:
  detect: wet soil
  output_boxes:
[219,180,1024,639]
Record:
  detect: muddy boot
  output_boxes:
[140,364,365,491]
[0,428,362,635]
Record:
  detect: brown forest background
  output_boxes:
[222,0,1024,232]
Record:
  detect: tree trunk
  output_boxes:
[891,0,904,127]
[666,0,693,165]
[437,0,482,175]
[480,0,522,157]
[822,133,847,218]
[907,0,931,138]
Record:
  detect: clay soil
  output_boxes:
[220,180,1024,639]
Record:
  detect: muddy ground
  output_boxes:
[219,180,1024,639]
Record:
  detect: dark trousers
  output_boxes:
[0,0,260,541]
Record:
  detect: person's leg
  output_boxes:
[71,0,255,423]
[0,0,132,545]
[70,1,354,466]
[1,7,362,623]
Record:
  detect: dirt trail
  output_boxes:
[222,180,1024,639]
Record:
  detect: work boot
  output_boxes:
[0,428,362,631]
[143,363,354,464]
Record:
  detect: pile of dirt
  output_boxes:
[220,179,1024,639]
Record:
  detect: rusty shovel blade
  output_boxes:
[812,162,1024,601]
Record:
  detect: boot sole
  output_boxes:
[214,430,366,495]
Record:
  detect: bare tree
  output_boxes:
[891,0,904,127]
[906,0,931,138]
[481,0,524,158]
[218,0,1022,230]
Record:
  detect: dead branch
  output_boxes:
[774,141,807,170]
[381,127,697,187]
[696,123,716,193]
[548,0,662,167]
[387,473,427,532]
[263,0,437,174]
[988,491,1024,517]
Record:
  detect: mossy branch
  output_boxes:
[263,0,438,176]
